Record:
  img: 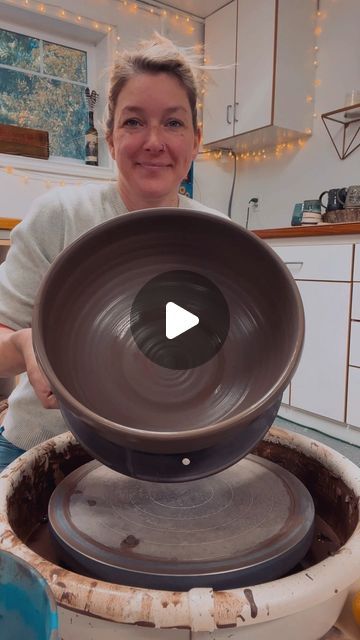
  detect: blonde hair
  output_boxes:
[105,34,200,138]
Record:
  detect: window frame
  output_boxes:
[0,15,115,180]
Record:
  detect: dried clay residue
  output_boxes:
[244,588,258,619]
[121,535,139,548]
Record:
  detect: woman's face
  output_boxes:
[107,72,200,208]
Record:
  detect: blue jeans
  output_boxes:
[0,427,26,473]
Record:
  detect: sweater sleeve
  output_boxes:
[0,190,66,330]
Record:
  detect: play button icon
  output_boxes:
[130,270,230,370]
[166,302,199,340]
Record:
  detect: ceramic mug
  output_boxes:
[303,199,321,213]
[319,188,347,212]
[345,185,360,209]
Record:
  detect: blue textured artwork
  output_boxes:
[179,162,194,198]
[0,27,88,159]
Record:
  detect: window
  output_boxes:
[0,25,89,160]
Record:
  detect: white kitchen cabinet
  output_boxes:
[291,281,350,422]
[274,244,353,281]
[203,0,315,150]
[202,1,237,143]
[346,268,360,428]
[272,243,352,423]
[352,283,360,319]
[346,272,360,428]
[354,244,360,281]
[234,0,275,136]
[347,367,360,428]
[350,321,360,366]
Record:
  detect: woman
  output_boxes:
[0,34,224,471]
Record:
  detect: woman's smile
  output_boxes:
[137,162,171,168]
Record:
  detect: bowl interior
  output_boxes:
[34,209,303,440]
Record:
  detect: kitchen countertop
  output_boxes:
[253,222,360,239]
[0,218,21,230]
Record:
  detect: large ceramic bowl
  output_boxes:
[32,208,304,479]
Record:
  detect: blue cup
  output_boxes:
[0,549,58,640]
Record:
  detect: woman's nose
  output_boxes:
[144,127,165,152]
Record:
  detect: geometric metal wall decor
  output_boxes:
[321,103,360,160]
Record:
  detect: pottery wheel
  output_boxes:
[48,455,315,590]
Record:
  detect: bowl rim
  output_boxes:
[32,208,305,449]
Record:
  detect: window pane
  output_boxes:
[43,41,87,83]
[0,68,87,159]
[0,28,40,71]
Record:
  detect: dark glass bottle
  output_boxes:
[85,111,98,166]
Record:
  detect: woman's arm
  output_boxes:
[0,325,57,408]
[0,191,66,410]
[0,324,23,376]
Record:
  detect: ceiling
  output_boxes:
[149,0,230,19]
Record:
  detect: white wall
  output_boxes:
[0,0,203,219]
[196,0,360,228]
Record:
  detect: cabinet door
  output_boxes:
[347,367,360,428]
[291,281,351,422]
[234,0,276,135]
[354,244,360,282]
[203,1,237,144]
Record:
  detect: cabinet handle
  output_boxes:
[234,102,239,123]
[285,261,304,268]
[226,104,233,125]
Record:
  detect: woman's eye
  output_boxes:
[123,118,142,127]
[166,119,183,128]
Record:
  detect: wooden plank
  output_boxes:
[0,123,49,159]
[0,218,21,230]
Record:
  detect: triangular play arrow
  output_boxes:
[166,302,199,340]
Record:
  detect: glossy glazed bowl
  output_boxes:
[0,549,58,640]
[32,208,304,478]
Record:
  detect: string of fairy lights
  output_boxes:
[0,0,324,188]
[0,0,201,34]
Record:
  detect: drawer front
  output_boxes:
[272,244,352,281]
[352,283,360,320]
[347,367,360,428]
[350,321,360,366]
[354,244,360,281]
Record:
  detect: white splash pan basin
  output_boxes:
[0,425,359,640]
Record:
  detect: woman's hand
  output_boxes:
[11,328,58,409]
